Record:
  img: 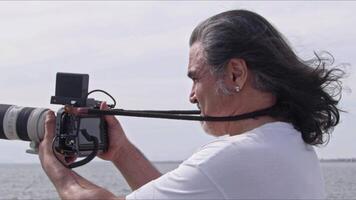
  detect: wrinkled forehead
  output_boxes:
[188,43,207,72]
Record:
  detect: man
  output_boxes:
[39,10,343,199]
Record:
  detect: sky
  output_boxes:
[0,1,355,163]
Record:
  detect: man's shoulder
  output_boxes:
[183,122,300,169]
[182,131,259,168]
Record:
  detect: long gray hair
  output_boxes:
[190,10,345,145]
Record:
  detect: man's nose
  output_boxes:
[189,89,197,104]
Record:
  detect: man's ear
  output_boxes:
[226,58,248,90]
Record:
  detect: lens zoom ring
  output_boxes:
[17,107,35,141]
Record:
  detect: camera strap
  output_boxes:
[86,106,276,121]
[83,89,276,121]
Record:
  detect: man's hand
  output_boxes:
[38,111,121,200]
[68,101,130,162]
[96,102,130,161]
[38,111,74,189]
[66,102,161,191]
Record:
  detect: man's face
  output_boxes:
[187,43,231,135]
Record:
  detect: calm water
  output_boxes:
[0,162,355,199]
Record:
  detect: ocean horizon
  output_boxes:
[0,161,355,199]
[2,157,356,164]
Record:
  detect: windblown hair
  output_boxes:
[190,10,345,145]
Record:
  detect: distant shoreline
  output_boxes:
[1,159,356,165]
[319,158,356,163]
[153,159,356,163]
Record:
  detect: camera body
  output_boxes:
[51,73,108,157]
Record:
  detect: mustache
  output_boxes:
[197,104,203,115]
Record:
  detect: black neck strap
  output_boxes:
[86,106,276,121]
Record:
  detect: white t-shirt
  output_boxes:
[126,122,326,199]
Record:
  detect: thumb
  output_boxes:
[44,111,56,142]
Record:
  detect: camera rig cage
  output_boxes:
[50,72,114,168]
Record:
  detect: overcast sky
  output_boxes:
[0,1,355,163]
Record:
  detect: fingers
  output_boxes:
[44,111,56,141]
[40,111,77,170]
[64,105,91,116]
[100,101,120,128]
[39,111,63,168]
[65,155,78,164]
[100,101,110,110]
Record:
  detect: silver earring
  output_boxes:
[235,86,240,93]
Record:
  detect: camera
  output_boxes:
[51,72,108,158]
[0,72,109,167]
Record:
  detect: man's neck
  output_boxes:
[227,115,278,136]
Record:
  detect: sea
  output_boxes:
[0,162,355,199]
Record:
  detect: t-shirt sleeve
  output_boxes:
[125,163,224,200]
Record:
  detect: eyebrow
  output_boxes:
[187,70,196,79]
